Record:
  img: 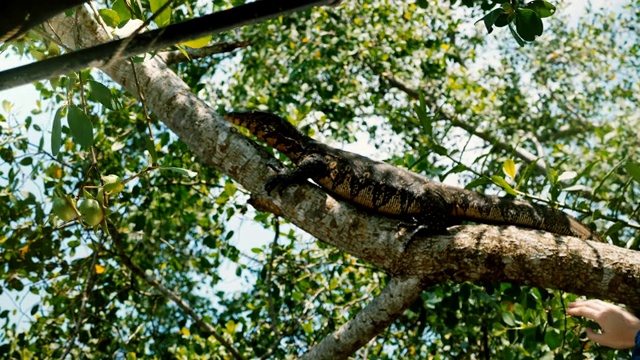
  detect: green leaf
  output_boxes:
[476,8,507,34]
[111,142,125,151]
[557,171,577,183]
[513,303,524,317]
[2,100,12,113]
[215,193,229,205]
[515,9,543,42]
[89,81,117,110]
[301,321,313,334]
[180,35,212,49]
[495,12,513,27]
[203,235,217,249]
[51,107,64,155]
[98,9,120,27]
[626,161,640,183]
[8,277,24,291]
[67,106,94,148]
[224,182,237,197]
[502,311,516,327]
[501,2,514,12]
[430,144,449,156]
[508,22,526,46]
[112,0,131,23]
[414,94,432,137]
[224,320,236,334]
[250,247,263,254]
[525,0,556,18]
[102,174,124,194]
[19,157,32,166]
[465,177,492,190]
[605,222,625,239]
[144,136,157,164]
[491,175,518,196]
[0,148,14,163]
[149,0,171,27]
[83,189,94,200]
[544,328,562,349]
[562,184,589,192]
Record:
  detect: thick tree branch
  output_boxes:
[300,276,426,360]
[0,0,87,43]
[406,226,640,302]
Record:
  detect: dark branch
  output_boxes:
[0,0,338,90]
[0,0,87,43]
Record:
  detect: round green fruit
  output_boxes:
[52,198,77,222]
[78,199,104,226]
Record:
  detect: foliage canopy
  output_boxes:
[0,0,639,358]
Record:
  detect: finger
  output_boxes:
[567,301,580,308]
[568,299,606,312]
[566,306,601,321]
[580,299,608,311]
[568,299,595,307]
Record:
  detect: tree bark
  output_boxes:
[300,276,426,360]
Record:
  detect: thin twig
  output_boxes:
[60,235,103,359]
[259,219,282,360]
[107,221,246,360]
[159,41,251,64]
[379,71,548,174]
[129,60,157,166]
[107,0,178,68]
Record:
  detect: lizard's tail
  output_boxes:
[449,189,600,241]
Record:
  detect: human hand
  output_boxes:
[567,299,640,349]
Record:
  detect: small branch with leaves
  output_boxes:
[107,222,246,360]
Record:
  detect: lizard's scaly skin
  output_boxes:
[225,111,600,241]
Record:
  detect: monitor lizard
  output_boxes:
[224,111,600,241]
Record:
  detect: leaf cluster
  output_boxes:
[476,0,556,45]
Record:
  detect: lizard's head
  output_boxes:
[224,111,309,162]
